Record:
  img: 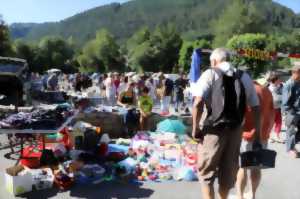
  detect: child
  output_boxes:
[138,87,153,131]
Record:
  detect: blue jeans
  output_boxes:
[160,96,171,112]
[286,125,300,151]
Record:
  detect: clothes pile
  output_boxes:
[0,104,73,130]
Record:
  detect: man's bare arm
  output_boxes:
[192,96,204,139]
[251,106,261,143]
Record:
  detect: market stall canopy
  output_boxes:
[164,74,180,81]
[47,69,61,74]
[125,72,136,77]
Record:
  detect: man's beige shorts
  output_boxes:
[197,127,242,189]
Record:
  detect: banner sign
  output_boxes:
[237,49,277,61]
[201,48,300,60]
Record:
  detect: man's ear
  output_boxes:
[211,59,216,68]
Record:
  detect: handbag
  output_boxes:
[240,147,277,169]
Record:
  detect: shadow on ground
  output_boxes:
[18,182,154,199]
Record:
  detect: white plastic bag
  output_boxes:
[30,168,54,190]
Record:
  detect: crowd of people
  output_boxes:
[26,48,300,199]
[29,70,191,134]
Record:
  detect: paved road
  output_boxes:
[0,140,299,199]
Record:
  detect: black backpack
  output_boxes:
[203,68,246,130]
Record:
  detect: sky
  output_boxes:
[273,0,300,13]
[0,0,129,24]
[0,0,299,24]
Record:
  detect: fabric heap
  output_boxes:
[0,105,72,130]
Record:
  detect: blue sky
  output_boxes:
[0,0,299,24]
[0,0,128,24]
[273,0,300,13]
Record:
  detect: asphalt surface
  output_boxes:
[0,139,299,199]
[0,104,300,198]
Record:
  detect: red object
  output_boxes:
[98,143,108,157]
[20,146,41,169]
[114,79,120,90]
[185,153,197,166]
[148,175,157,181]
[54,174,74,190]
[138,176,145,181]
[243,82,275,142]
[289,54,300,59]
[106,152,126,162]
[274,109,282,136]
[60,128,73,150]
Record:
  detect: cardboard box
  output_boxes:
[5,165,33,196]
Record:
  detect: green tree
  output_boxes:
[78,29,124,72]
[178,39,212,72]
[14,40,39,72]
[267,31,300,69]
[127,27,151,51]
[128,41,162,72]
[0,16,13,56]
[226,33,270,77]
[150,24,183,72]
[127,25,182,73]
[213,0,265,47]
[37,36,74,72]
[127,27,159,72]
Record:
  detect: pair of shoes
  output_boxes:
[288,150,299,158]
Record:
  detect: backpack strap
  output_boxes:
[235,69,247,123]
[235,69,244,80]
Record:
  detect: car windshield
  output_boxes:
[0,63,24,73]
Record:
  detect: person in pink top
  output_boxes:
[236,82,275,199]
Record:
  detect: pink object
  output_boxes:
[274,109,282,136]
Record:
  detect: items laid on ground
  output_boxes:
[0,104,73,130]
[4,119,199,196]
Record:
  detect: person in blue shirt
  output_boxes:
[282,62,300,158]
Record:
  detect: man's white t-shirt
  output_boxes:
[104,77,116,97]
[193,62,259,107]
[145,80,156,100]
[118,82,127,94]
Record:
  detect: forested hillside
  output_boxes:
[9,0,300,45]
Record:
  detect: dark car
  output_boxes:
[0,56,29,106]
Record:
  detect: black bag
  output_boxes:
[125,109,140,126]
[75,136,83,150]
[240,149,277,169]
[40,149,58,167]
[83,129,101,151]
[203,69,246,131]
